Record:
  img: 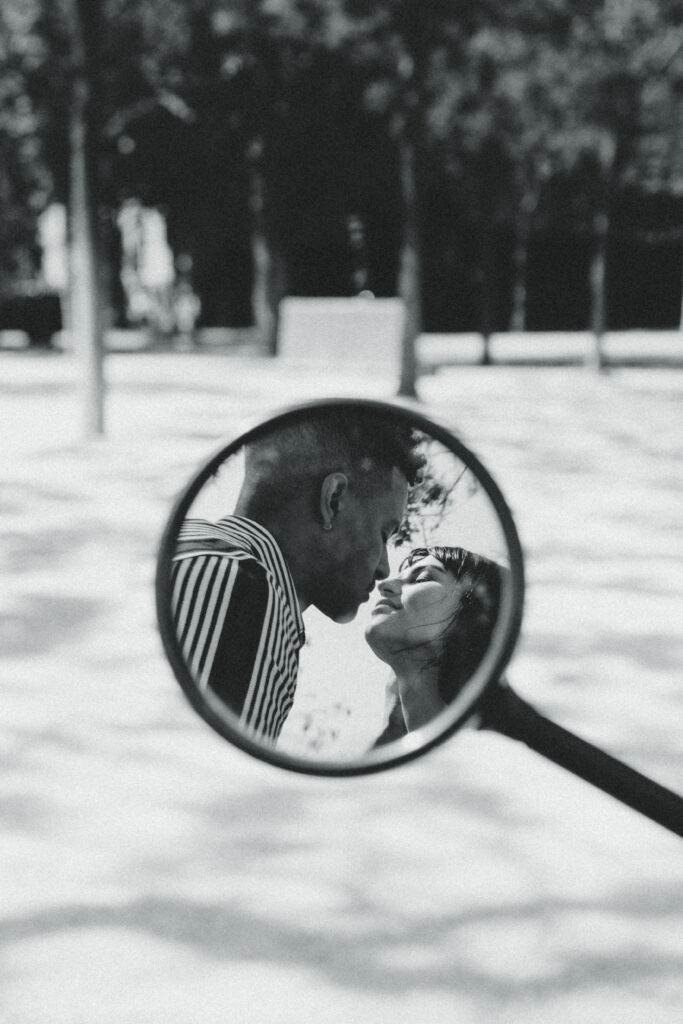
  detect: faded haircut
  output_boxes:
[244,409,424,504]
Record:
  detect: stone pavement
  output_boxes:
[1,349,682,1023]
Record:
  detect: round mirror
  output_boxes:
[156,399,525,775]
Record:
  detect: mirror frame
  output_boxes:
[156,397,526,776]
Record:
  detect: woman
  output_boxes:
[365,545,503,744]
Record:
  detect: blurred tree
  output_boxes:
[326,0,492,395]
[458,18,581,343]
[624,16,683,328]
[430,5,598,358]
[539,0,683,364]
[113,1,354,352]
[428,0,683,360]
[139,0,353,353]
[1,0,107,432]
[1,0,386,355]
[4,0,683,385]
[1,0,216,429]
[0,13,50,298]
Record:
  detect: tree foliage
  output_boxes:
[1,0,683,343]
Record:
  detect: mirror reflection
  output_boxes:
[166,407,513,761]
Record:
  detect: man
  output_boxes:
[171,409,422,743]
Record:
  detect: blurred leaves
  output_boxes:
[1,0,683,319]
[394,436,473,549]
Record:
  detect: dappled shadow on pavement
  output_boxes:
[2,526,95,573]
[0,881,681,999]
[1,357,682,1023]
[524,628,683,676]
[0,594,106,657]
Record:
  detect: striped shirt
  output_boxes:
[171,516,305,743]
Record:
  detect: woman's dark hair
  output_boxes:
[400,545,504,704]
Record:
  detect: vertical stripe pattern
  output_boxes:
[170,516,305,743]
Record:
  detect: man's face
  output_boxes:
[313,467,409,623]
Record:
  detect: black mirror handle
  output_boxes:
[480,683,683,838]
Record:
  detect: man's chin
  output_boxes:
[332,607,359,624]
[314,592,365,623]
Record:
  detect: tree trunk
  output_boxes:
[99,208,126,330]
[67,0,104,436]
[671,98,683,331]
[509,195,535,333]
[480,289,492,366]
[396,117,421,398]
[588,210,609,371]
[480,227,497,366]
[249,142,284,356]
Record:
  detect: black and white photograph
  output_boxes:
[2,2,682,1022]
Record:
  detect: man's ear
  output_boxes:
[319,472,348,530]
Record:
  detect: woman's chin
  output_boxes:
[364,623,384,650]
[364,625,394,662]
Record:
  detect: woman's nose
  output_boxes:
[378,576,400,595]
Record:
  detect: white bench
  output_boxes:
[277,296,404,366]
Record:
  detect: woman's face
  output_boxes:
[365,554,464,658]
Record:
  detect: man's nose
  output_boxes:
[375,546,391,581]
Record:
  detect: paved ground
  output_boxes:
[1,348,682,1023]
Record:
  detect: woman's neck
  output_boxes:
[392,661,446,732]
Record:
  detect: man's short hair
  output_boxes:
[244,408,424,503]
